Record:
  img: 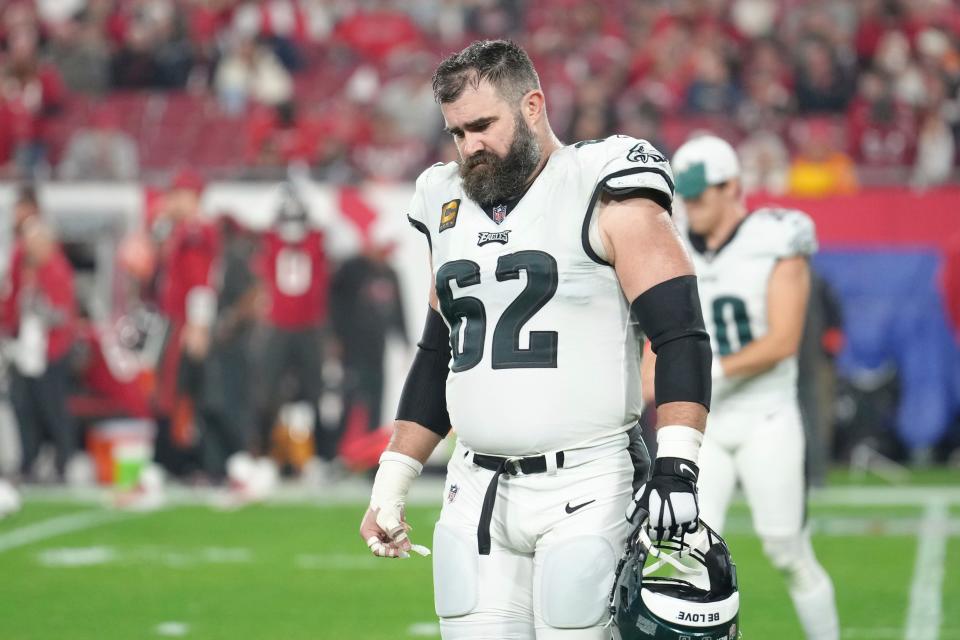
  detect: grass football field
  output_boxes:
[1,472,959,640]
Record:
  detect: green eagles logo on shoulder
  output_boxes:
[439,199,460,232]
[627,142,666,164]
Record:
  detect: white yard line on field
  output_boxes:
[903,499,949,640]
[407,622,441,637]
[810,486,960,507]
[0,510,128,554]
[723,514,960,537]
[25,482,960,507]
[843,629,904,639]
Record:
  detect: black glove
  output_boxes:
[626,457,699,539]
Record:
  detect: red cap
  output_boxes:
[169,169,205,194]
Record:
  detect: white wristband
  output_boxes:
[656,425,703,463]
[712,357,726,381]
[370,451,422,511]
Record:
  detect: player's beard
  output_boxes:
[459,113,541,208]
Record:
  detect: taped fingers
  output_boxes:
[364,506,431,558]
[367,535,406,558]
[366,535,431,559]
[375,505,415,550]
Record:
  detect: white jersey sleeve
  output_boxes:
[406,162,449,247]
[577,135,675,206]
[577,135,676,264]
[749,208,818,259]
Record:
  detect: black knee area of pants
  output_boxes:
[395,307,452,437]
[631,275,712,410]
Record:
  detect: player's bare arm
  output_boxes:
[598,194,707,432]
[598,194,713,538]
[718,255,810,379]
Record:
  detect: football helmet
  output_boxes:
[609,517,740,640]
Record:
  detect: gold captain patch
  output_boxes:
[440,199,461,232]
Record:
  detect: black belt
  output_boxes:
[472,451,565,555]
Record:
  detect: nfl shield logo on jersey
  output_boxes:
[492,204,508,224]
[446,484,459,504]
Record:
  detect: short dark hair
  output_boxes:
[432,40,541,105]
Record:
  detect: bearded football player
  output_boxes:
[358,40,717,639]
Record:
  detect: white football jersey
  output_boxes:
[681,208,818,411]
[407,135,674,456]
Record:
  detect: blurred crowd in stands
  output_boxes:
[0,0,957,190]
[0,179,408,487]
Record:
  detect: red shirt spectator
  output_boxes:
[0,100,13,166]
[2,227,76,361]
[1,243,24,335]
[259,228,329,329]
[158,220,220,326]
[0,185,39,326]
[152,171,219,421]
[245,104,318,166]
[0,27,66,151]
[187,3,235,47]
[332,8,423,62]
[847,72,916,166]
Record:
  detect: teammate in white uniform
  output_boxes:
[358,41,716,639]
[645,135,839,640]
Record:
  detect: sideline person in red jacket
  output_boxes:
[3,218,77,481]
[1,186,41,324]
[152,170,220,473]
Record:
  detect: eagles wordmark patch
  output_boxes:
[439,199,460,232]
[477,230,511,246]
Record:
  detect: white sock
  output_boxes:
[763,532,840,640]
[788,555,839,640]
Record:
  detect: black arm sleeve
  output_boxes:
[631,275,712,410]
[395,306,452,437]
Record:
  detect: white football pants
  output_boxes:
[433,440,637,640]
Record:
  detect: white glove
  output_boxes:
[626,425,703,539]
